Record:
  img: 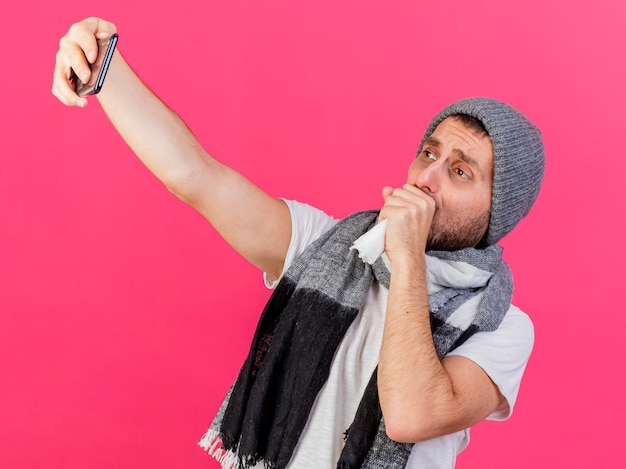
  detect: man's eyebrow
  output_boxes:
[423,136,440,147]
[423,135,487,178]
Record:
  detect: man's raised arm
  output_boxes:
[52,18,291,280]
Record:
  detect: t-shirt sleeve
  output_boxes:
[263,199,339,289]
[446,305,535,421]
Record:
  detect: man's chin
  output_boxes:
[426,221,489,252]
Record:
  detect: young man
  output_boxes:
[53,17,544,469]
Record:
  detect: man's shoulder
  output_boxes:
[283,199,340,236]
[504,304,534,335]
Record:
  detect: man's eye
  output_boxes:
[425,151,436,160]
[455,168,469,178]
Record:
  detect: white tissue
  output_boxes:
[350,219,387,264]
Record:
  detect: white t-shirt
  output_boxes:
[264,200,534,469]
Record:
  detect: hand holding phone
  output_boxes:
[73,34,118,97]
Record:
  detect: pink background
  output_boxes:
[1,1,624,468]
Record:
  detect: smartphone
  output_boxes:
[74,34,118,97]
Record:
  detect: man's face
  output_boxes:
[407,117,494,251]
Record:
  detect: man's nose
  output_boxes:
[414,159,444,194]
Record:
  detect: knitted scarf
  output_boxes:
[199,210,513,469]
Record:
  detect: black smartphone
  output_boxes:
[74,33,118,97]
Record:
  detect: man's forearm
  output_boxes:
[378,256,459,443]
[96,51,210,199]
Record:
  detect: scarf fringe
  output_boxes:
[198,429,241,469]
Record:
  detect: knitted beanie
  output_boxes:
[418,97,545,245]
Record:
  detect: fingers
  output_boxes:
[379,184,436,255]
[379,184,436,228]
[51,17,117,107]
[381,186,394,200]
[52,43,89,107]
[382,184,435,210]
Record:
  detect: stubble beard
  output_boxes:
[426,208,491,252]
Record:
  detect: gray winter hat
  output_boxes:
[418,97,545,245]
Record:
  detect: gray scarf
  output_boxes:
[199,210,513,468]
